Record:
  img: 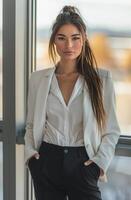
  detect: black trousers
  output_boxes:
[28,141,102,200]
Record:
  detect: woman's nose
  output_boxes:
[66,39,73,48]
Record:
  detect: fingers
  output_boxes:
[34,153,40,159]
[84,160,93,166]
[100,168,104,176]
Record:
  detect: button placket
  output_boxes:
[64,109,70,145]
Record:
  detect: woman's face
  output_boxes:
[54,24,84,61]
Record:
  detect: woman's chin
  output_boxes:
[61,56,77,61]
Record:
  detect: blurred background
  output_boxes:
[0,0,131,200]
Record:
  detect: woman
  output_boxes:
[24,5,121,200]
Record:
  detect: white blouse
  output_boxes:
[42,73,85,146]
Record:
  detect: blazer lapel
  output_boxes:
[33,67,56,149]
[83,82,95,144]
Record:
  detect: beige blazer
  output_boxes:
[24,66,121,182]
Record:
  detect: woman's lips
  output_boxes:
[63,51,74,54]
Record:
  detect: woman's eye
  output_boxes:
[72,37,80,40]
[58,37,65,40]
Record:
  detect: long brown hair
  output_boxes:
[48,5,106,133]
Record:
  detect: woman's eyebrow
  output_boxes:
[71,34,81,37]
[57,33,81,37]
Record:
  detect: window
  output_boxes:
[0,0,2,120]
[99,156,131,200]
[0,0,3,198]
[0,142,3,200]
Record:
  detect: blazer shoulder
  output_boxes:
[97,68,112,79]
[30,67,54,81]
[32,67,53,76]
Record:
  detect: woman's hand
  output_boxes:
[27,153,40,166]
[29,153,40,160]
[84,160,104,176]
[33,153,40,159]
[84,159,93,166]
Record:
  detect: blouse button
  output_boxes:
[64,149,68,154]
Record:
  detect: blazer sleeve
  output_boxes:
[91,71,121,173]
[24,73,38,166]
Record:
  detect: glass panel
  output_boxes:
[16,145,24,200]
[99,156,131,200]
[0,0,2,120]
[0,142,3,200]
[36,0,131,136]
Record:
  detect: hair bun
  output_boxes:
[63,6,75,13]
[61,5,79,15]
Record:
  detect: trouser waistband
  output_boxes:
[39,140,88,158]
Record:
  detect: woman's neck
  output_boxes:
[55,60,78,74]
